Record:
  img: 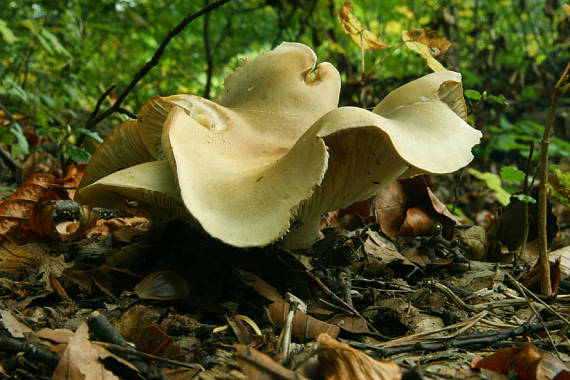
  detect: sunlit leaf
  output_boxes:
[0,19,17,44]
[402,30,446,72]
[500,166,525,184]
[406,28,451,56]
[464,89,481,101]
[467,168,511,205]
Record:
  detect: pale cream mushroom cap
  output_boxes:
[76,43,480,250]
[283,71,481,248]
[75,120,154,204]
[78,160,187,219]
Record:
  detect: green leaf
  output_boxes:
[486,94,507,105]
[467,168,511,206]
[66,145,91,163]
[9,124,29,155]
[500,166,525,184]
[512,194,536,203]
[464,89,481,101]
[0,19,17,44]
[74,128,103,143]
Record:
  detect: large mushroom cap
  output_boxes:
[76,42,481,249]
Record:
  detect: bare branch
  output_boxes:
[79,0,233,146]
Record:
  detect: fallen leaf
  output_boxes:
[317,333,401,380]
[338,2,387,51]
[374,177,457,239]
[117,305,180,359]
[235,344,308,380]
[52,322,119,380]
[134,270,189,300]
[235,268,284,303]
[0,309,32,338]
[472,343,569,380]
[266,301,340,340]
[0,173,56,240]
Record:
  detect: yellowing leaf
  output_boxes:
[402,30,446,72]
[338,2,387,51]
[564,4,570,16]
[407,29,452,56]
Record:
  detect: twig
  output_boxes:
[0,336,60,368]
[305,269,379,333]
[117,107,137,119]
[341,319,567,358]
[78,0,232,146]
[432,281,528,312]
[85,84,116,126]
[203,0,213,99]
[516,143,535,268]
[94,341,204,371]
[507,273,561,358]
[506,274,570,324]
[537,62,570,296]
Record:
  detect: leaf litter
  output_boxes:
[0,130,570,379]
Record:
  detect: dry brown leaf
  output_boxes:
[374,177,457,239]
[406,29,452,56]
[57,164,86,200]
[327,314,369,334]
[338,2,387,51]
[37,327,75,353]
[52,322,119,380]
[402,30,447,72]
[317,333,401,380]
[235,268,284,303]
[134,270,189,300]
[266,301,340,340]
[235,344,309,380]
[0,240,41,274]
[117,305,180,358]
[0,309,32,338]
[472,343,569,380]
[0,173,56,240]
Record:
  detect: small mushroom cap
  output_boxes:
[75,120,154,204]
[77,160,187,219]
[372,71,480,174]
[283,72,481,248]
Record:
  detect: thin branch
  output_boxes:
[79,0,233,145]
[537,62,569,296]
[203,0,213,99]
[85,84,116,126]
[117,107,137,119]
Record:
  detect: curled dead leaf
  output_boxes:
[317,333,401,380]
[134,270,189,301]
[266,301,340,340]
[338,2,387,51]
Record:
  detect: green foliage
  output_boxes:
[500,166,525,184]
[467,168,511,205]
[470,166,537,205]
[549,165,570,207]
[0,0,567,168]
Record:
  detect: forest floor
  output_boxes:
[0,161,569,380]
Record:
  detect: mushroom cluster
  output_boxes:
[75,42,481,249]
